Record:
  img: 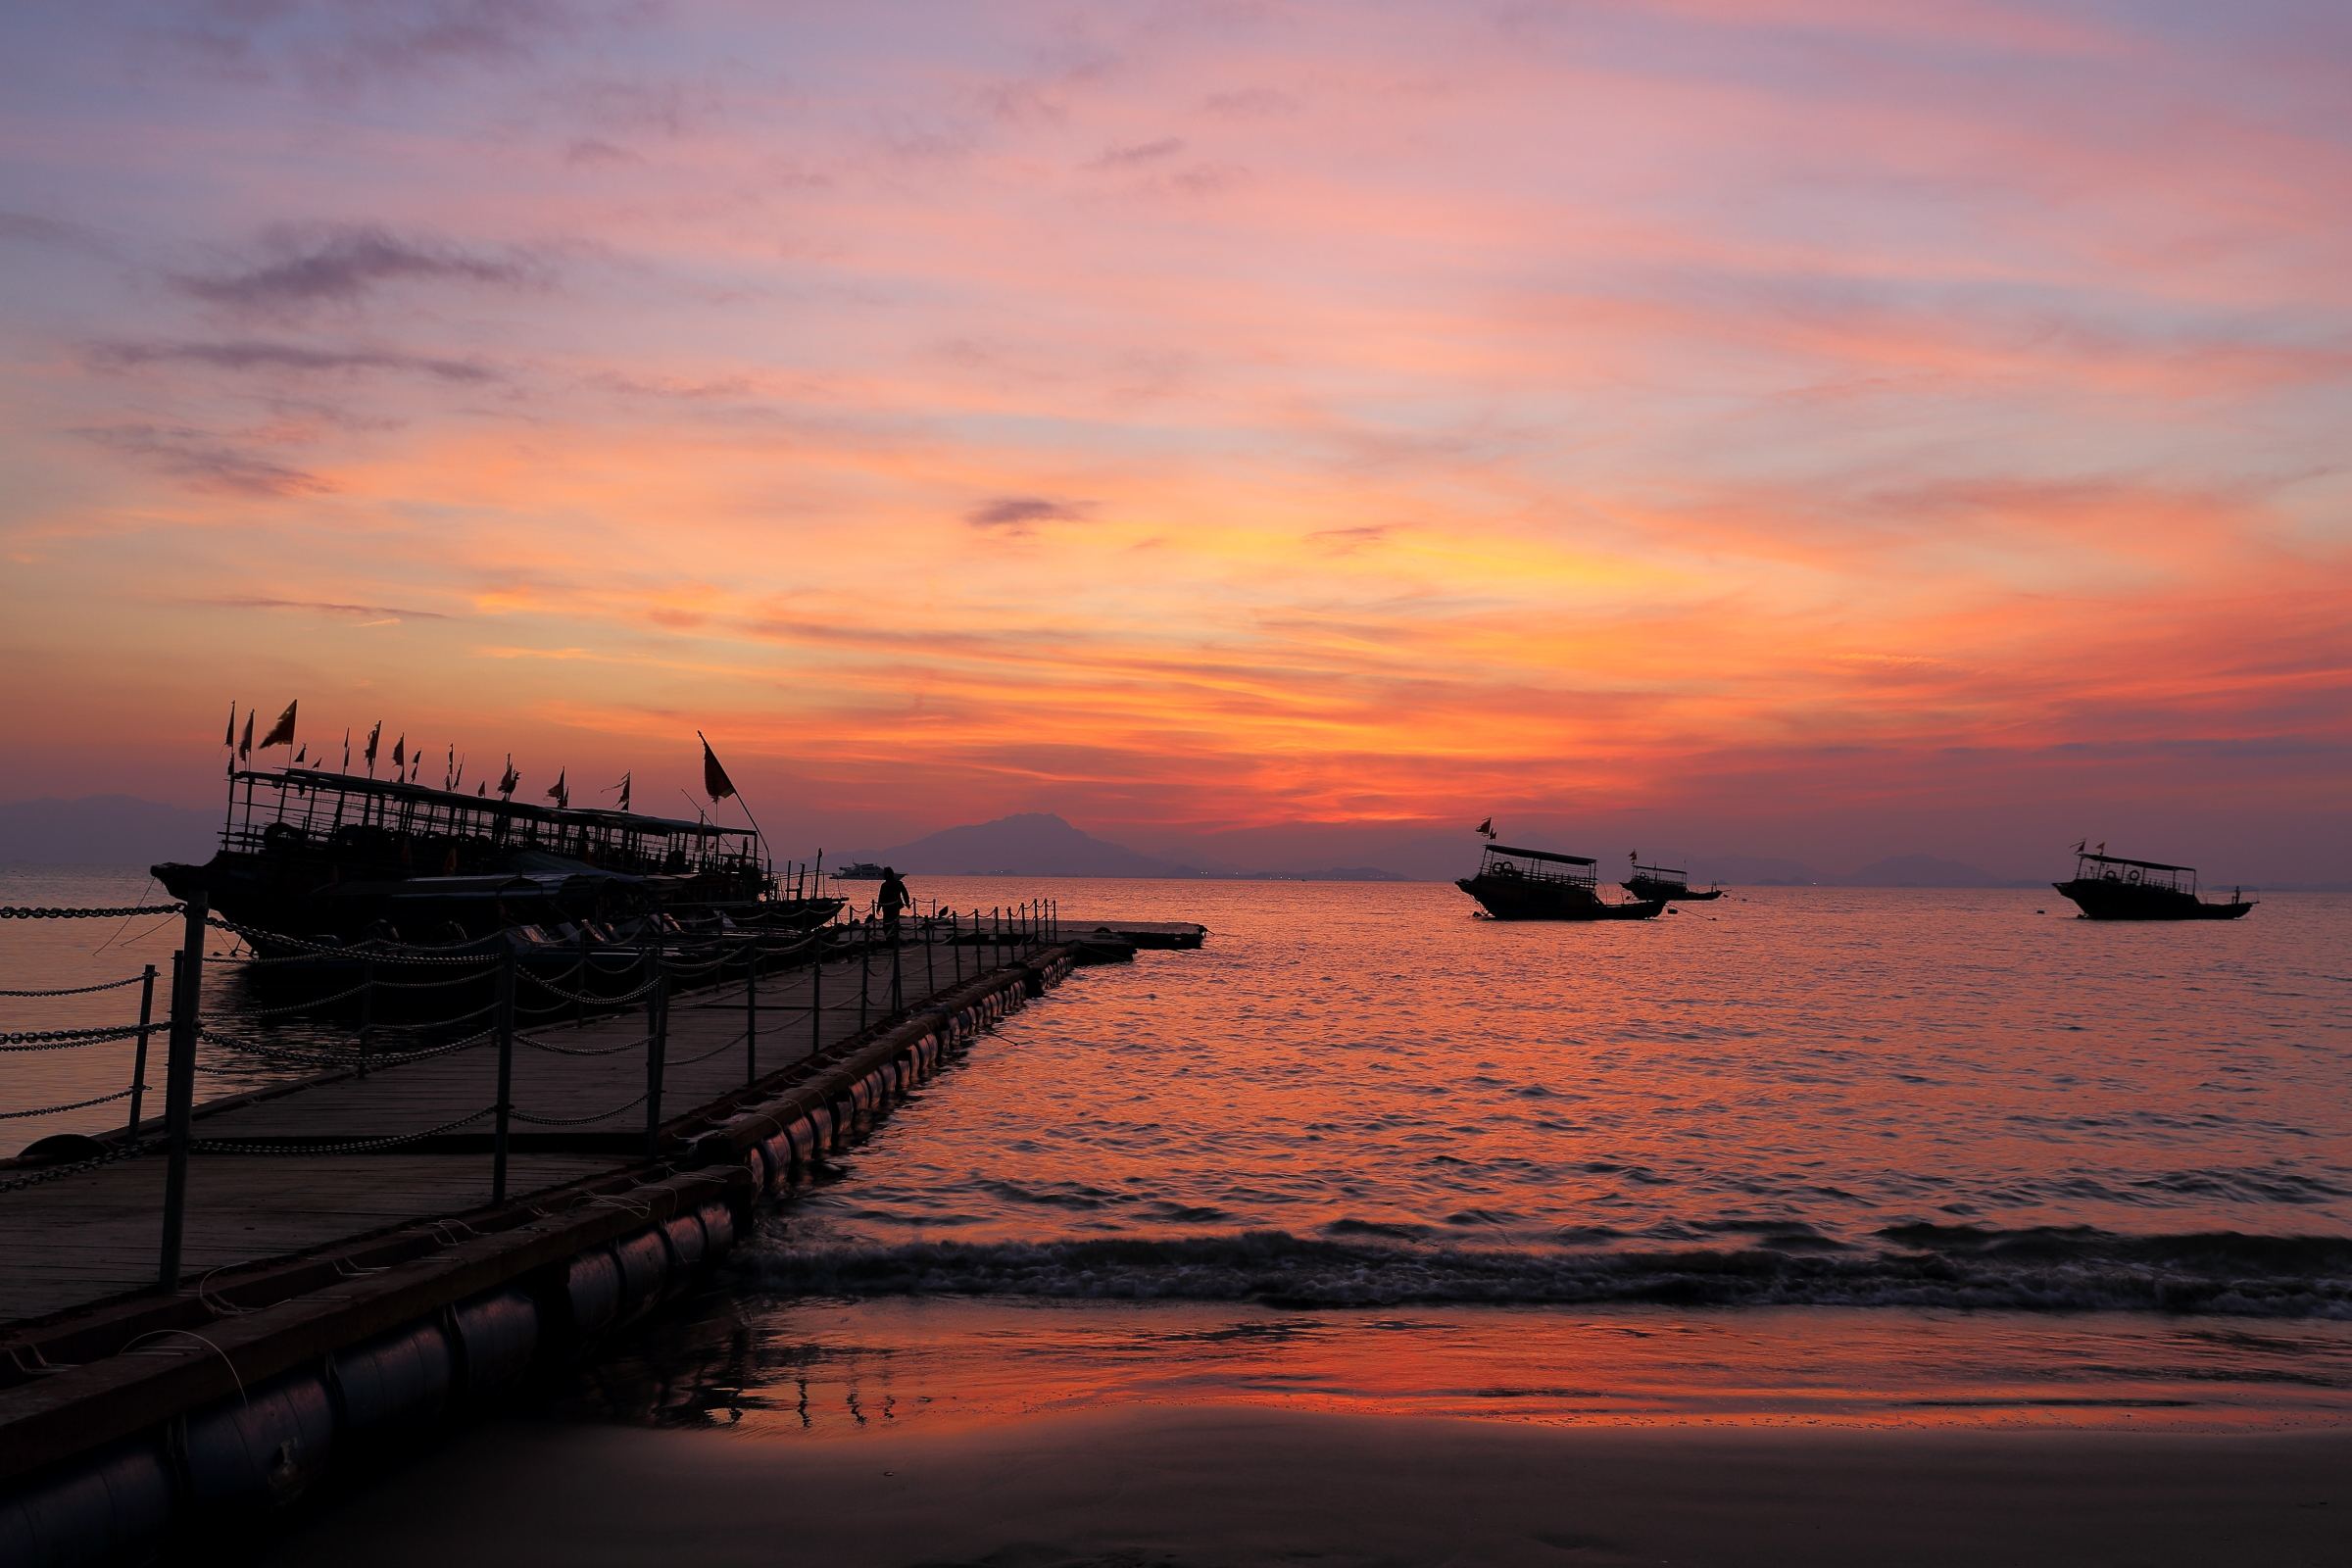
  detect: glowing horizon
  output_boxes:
[2,2,2347,879]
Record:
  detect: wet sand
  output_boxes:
[263,1406,2352,1567]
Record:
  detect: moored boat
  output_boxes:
[1622,853,1724,903]
[1457,839,1666,921]
[154,765,843,952]
[2052,844,2254,921]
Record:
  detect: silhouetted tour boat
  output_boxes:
[1458,840,1666,921]
[830,861,888,880]
[155,766,843,954]
[2052,844,2254,921]
[1622,853,1723,903]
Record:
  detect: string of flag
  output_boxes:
[217,703,764,853]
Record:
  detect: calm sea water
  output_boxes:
[757,877,2352,1315]
[11,868,2352,1426]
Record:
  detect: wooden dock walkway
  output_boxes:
[0,923,1030,1324]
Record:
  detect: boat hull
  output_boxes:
[1457,875,1666,921]
[1623,878,1723,902]
[2053,879,2254,920]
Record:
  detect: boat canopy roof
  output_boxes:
[233,767,748,842]
[1489,843,1596,867]
[2079,850,2192,873]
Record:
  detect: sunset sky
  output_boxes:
[3,1,2347,878]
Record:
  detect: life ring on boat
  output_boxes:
[2126,867,2141,884]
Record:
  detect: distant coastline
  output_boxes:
[5,797,2342,889]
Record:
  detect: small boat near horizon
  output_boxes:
[830,860,889,880]
[1622,853,1724,903]
[2052,844,2254,921]
[1457,839,1666,921]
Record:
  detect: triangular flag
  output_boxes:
[239,709,255,760]
[546,767,567,808]
[223,703,236,749]
[498,755,518,797]
[258,700,297,750]
[608,771,631,811]
[392,735,405,770]
[365,721,381,775]
[702,737,737,802]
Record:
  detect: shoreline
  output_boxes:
[262,1403,2352,1566]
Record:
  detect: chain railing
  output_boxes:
[2,892,1062,1290]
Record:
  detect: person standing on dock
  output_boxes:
[878,865,912,943]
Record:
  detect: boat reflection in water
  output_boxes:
[2053,844,2255,921]
[1456,839,1666,921]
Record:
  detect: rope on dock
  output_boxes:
[1,1023,154,1049]
[519,969,662,1005]
[514,1030,653,1058]
[190,1105,495,1156]
[662,1029,751,1068]
[0,1137,151,1193]
[367,964,507,989]
[203,914,501,965]
[0,904,184,920]
[0,1086,140,1119]
[510,1091,650,1127]
[0,974,149,998]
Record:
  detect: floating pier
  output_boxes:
[0,901,1197,1562]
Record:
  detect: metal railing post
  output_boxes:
[923,906,936,998]
[858,918,870,1033]
[744,943,760,1086]
[810,929,824,1056]
[890,920,904,1014]
[491,950,515,1204]
[125,963,157,1135]
[643,951,669,1156]
[157,894,207,1290]
[356,956,373,1079]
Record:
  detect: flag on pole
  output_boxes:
[239,709,255,760]
[259,700,297,751]
[546,768,567,809]
[364,722,381,775]
[477,781,487,797]
[444,745,454,791]
[452,755,464,792]
[608,772,631,811]
[392,735,405,772]
[499,756,518,797]
[702,738,737,802]
[294,744,307,763]
[341,729,351,771]
[1475,817,1495,839]
[223,704,236,750]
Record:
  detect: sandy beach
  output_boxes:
[262,1405,2352,1567]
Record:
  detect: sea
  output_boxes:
[6,868,2351,1431]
